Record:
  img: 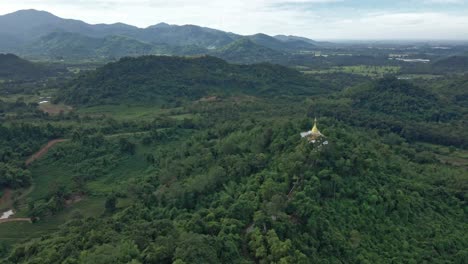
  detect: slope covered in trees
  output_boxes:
[432,56,468,73]
[24,32,156,60]
[313,77,468,148]
[214,38,286,64]
[3,99,467,263]
[0,54,60,80]
[0,52,466,263]
[58,56,328,105]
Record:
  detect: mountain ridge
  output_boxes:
[0,9,323,60]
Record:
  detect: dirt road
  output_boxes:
[0,218,32,224]
[25,139,68,166]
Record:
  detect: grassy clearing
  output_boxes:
[303,65,400,78]
[87,143,150,194]
[78,105,169,120]
[0,94,40,103]
[77,104,196,121]
[28,161,73,201]
[0,197,105,244]
[397,74,442,80]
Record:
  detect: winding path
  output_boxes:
[24,131,150,166]
[25,139,68,166]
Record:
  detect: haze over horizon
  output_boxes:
[1,0,468,41]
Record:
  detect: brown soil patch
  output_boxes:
[25,139,68,166]
[39,103,73,115]
[65,194,84,206]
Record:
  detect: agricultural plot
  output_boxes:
[303,65,401,78]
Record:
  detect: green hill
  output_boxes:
[0,53,58,80]
[214,38,286,64]
[432,56,468,72]
[58,55,327,105]
[349,77,444,121]
[248,33,316,52]
[314,77,467,147]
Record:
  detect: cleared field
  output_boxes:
[303,65,400,78]
[0,197,104,244]
[38,102,73,115]
[397,74,442,80]
[77,104,195,120]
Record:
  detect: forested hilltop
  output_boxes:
[58,55,329,105]
[0,55,466,263]
[0,54,64,80]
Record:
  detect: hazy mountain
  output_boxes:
[139,23,238,48]
[0,10,138,44]
[214,38,286,64]
[249,33,316,51]
[0,10,238,50]
[23,32,156,59]
[0,9,324,60]
[274,35,320,44]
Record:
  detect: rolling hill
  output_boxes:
[432,56,468,72]
[58,55,327,105]
[214,38,286,64]
[248,33,316,52]
[0,53,61,80]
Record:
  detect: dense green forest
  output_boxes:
[0,55,466,263]
[0,54,64,80]
[58,56,330,105]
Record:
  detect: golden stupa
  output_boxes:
[301,118,325,143]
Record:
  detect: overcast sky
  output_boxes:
[1,0,468,40]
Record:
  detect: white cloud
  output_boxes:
[0,0,467,40]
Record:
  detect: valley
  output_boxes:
[0,8,467,264]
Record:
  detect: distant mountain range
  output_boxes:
[0,10,326,62]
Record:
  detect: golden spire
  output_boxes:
[311,117,322,135]
[300,117,325,142]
